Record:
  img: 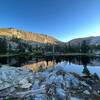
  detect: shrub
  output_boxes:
[93,73,99,80]
[82,67,90,76]
[7,96,14,100]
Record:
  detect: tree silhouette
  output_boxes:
[0,38,7,54]
[81,40,89,53]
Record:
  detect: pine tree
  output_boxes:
[93,73,99,80]
[81,40,89,53]
[82,66,90,76]
[0,38,7,54]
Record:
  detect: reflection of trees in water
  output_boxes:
[12,55,32,67]
[68,56,73,64]
[0,56,17,66]
[1,54,100,69]
[55,57,61,64]
[46,58,49,66]
[0,57,7,64]
[81,55,90,67]
[46,55,92,66]
[81,55,90,76]
[12,56,25,67]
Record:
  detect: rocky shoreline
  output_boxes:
[0,64,100,100]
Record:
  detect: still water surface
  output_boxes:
[23,55,100,71]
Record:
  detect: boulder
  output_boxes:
[34,94,48,100]
[56,88,66,100]
[83,90,90,95]
[65,74,79,87]
[19,78,32,89]
[0,67,34,90]
[47,74,57,84]
[32,79,40,90]
[80,81,88,86]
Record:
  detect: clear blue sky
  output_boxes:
[0,0,100,42]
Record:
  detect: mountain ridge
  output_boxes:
[67,36,100,46]
[0,28,100,46]
[0,28,61,44]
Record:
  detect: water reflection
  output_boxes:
[0,55,100,70]
[24,60,56,71]
[23,55,100,71]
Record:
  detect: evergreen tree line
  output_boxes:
[0,36,100,55]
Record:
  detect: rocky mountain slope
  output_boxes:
[67,36,100,46]
[0,28,100,47]
[90,36,100,45]
[0,28,60,44]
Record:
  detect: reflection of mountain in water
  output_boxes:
[24,60,56,71]
[23,56,100,71]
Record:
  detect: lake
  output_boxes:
[0,54,100,70]
[23,55,100,71]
